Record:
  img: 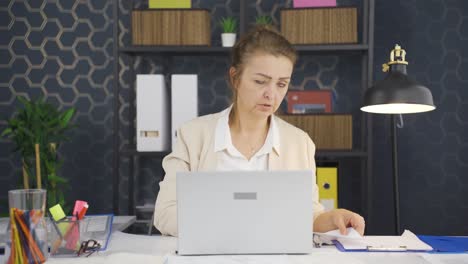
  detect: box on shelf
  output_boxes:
[132,9,210,45]
[281,7,357,44]
[287,90,333,113]
[278,114,352,149]
[293,0,336,8]
[149,0,191,9]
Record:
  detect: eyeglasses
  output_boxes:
[77,239,101,257]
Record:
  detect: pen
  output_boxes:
[48,212,64,254]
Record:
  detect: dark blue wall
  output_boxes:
[1,0,467,235]
[372,0,468,235]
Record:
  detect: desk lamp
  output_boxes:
[361,44,436,235]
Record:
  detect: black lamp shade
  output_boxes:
[361,71,435,114]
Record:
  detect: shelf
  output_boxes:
[316,150,368,158]
[121,149,366,158]
[119,44,369,55]
[120,46,231,55]
[294,44,369,52]
[120,149,170,158]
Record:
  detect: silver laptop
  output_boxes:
[176,170,314,255]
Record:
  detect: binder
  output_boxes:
[171,74,198,148]
[316,167,338,211]
[136,74,170,151]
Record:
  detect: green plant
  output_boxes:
[219,16,237,33]
[1,96,76,209]
[255,15,273,25]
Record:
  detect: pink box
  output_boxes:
[293,0,337,8]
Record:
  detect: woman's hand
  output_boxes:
[314,209,365,236]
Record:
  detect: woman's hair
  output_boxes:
[228,24,297,108]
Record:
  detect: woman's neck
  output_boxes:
[229,106,270,137]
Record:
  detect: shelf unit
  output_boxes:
[113,0,375,230]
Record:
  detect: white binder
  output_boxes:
[171,74,198,147]
[136,74,170,151]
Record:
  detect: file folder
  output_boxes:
[171,74,198,148]
[136,74,170,151]
[316,167,338,211]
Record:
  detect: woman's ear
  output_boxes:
[229,67,237,88]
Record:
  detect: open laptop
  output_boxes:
[176,170,314,255]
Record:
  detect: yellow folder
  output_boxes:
[149,0,191,8]
[316,167,338,211]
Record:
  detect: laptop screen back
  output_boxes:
[176,170,314,255]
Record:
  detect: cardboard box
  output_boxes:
[287,90,333,113]
[132,9,210,45]
[281,7,357,44]
[278,114,352,149]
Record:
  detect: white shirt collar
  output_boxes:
[214,105,280,156]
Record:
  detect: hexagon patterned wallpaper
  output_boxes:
[1,0,467,235]
[373,0,468,235]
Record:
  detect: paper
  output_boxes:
[314,227,361,244]
[336,230,433,251]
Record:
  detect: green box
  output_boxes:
[149,0,191,8]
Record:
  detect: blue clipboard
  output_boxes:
[417,235,468,254]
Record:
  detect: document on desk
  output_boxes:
[335,230,433,252]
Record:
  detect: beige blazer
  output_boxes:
[153,111,325,236]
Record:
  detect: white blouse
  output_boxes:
[213,106,280,171]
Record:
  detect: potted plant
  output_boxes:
[2,96,76,209]
[219,16,238,47]
[255,15,273,26]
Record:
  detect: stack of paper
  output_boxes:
[316,229,433,252]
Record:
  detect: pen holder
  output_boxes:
[49,217,85,257]
[6,189,48,264]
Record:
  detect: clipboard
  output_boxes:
[333,230,433,252]
[417,235,468,253]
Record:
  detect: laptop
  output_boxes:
[176,170,314,255]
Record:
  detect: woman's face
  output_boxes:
[232,52,293,119]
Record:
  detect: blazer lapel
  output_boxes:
[198,132,218,171]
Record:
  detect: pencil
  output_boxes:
[14,209,46,263]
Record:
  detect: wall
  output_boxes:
[372,0,468,235]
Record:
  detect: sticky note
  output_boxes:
[49,204,66,221]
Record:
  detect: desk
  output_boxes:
[1,232,464,264]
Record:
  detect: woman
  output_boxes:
[154,25,365,237]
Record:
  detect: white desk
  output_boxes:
[2,231,462,264]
